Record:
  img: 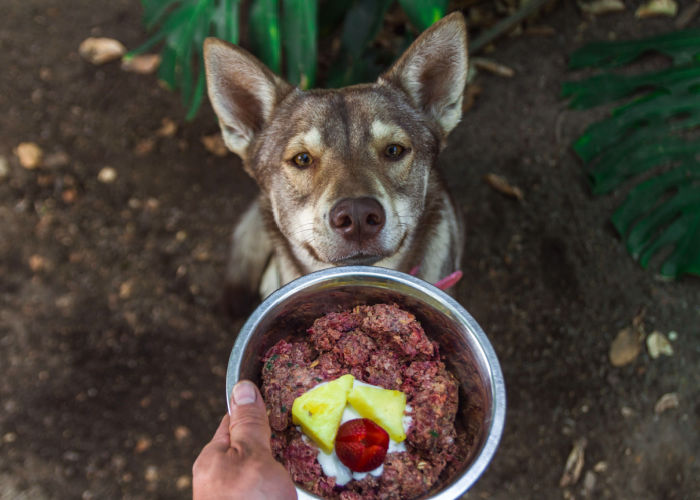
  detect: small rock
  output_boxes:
[560,437,587,487]
[2,432,17,443]
[119,280,134,299]
[15,142,43,169]
[0,155,9,179]
[201,133,229,157]
[29,254,47,272]
[636,0,678,18]
[609,326,643,367]
[654,392,679,414]
[583,470,596,494]
[156,118,178,138]
[667,330,678,341]
[62,188,78,204]
[98,166,117,183]
[134,436,152,453]
[43,151,70,168]
[593,461,608,473]
[646,331,673,359]
[121,53,161,74]
[79,37,126,65]
[174,426,191,442]
[175,230,187,242]
[621,406,635,418]
[176,475,191,490]
[144,465,159,482]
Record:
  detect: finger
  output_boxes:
[228,380,272,453]
[209,414,231,448]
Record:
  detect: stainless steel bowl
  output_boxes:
[225,266,506,500]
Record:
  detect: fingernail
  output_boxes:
[232,380,256,405]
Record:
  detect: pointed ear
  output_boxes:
[380,12,468,139]
[204,38,292,160]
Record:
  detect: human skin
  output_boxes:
[192,380,297,500]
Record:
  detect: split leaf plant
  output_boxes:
[562,29,700,278]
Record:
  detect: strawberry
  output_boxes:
[335,418,389,472]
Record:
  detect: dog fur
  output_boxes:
[204,12,468,315]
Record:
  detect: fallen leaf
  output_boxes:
[578,0,626,15]
[636,0,678,18]
[646,331,673,359]
[201,133,229,157]
[654,392,679,414]
[15,142,43,169]
[79,37,126,65]
[609,311,645,367]
[121,54,161,74]
[560,437,587,487]
[484,173,524,200]
[472,57,515,78]
[156,118,177,138]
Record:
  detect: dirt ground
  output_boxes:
[1,1,698,499]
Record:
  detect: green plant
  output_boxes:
[562,29,700,279]
[129,0,449,119]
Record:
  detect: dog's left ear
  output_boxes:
[380,12,468,140]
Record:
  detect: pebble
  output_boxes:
[646,331,673,359]
[176,475,191,490]
[98,166,117,183]
[134,436,152,453]
[174,426,191,441]
[15,142,43,169]
[2,432,17,443]
[121,53,161,74]
[0,155,9,179]
[609,327,642,367]
[654,392,679,414]
[144,465,159,482]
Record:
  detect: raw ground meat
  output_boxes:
[261,303,467,500]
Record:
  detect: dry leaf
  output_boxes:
[646,331,673,359]
[156,118,178,138]
[121,54,161,74]
[472,57,515,78]
[78,37,126,65]
[578,0,626,15]
[201,133,229,157]
[484,173,524,200]
[654,392,679,414]
[609,327,643,366]
[636,0,678,18]
[560,438,587,487]
[15,142,43,169]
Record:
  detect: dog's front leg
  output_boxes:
[222,199,272,317]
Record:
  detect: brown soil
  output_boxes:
[1,1,698,499]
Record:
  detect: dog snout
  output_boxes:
[329,197,386,242]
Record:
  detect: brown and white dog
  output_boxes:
[204,12,468,315]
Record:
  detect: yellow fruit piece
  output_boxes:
[348,384,407,442]
[291,374,354,453]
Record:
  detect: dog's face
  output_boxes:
[204,13,467,267]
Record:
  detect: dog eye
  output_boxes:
[384,144,405,160]
[292,152,313,168]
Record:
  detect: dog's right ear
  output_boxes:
[204,38,292,161]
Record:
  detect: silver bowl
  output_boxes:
[225,266,506,500]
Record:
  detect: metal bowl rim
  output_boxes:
[225,266,506,500]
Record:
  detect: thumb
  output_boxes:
[228,380,272,453]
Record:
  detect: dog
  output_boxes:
[204,12,468,316]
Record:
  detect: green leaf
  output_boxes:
[213,0,240,43]
[249,0,281,74]
[565,29,700,278]
[398,0,447,31]
[282,0,318,88]
[340,0,392,58]
[568,28,700,70]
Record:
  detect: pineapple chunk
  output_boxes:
[348,384,407,442]
[291,374,354,453]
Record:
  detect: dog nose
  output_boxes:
[329,197,385,241]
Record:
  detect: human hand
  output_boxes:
[192,380,297,500]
